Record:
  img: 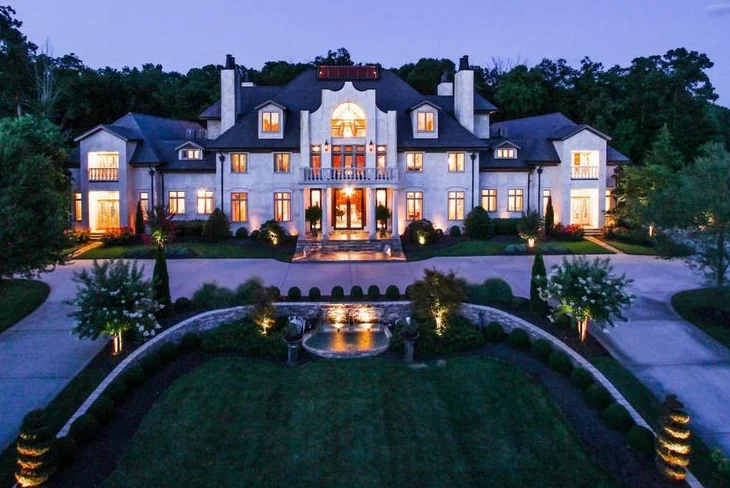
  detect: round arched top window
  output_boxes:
[331,102,366,138]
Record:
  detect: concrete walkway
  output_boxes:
[1,254,729,457]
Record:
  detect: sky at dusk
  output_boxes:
[14,0,730,105]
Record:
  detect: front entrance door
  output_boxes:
[570,197,591,227]
[96,199,120,230]
[333,188,365,230]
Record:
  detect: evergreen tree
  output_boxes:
[202,208,230,242]
[544,196,555,234]
[530,253,549,316]
[15,410,55,487]
[644,124,685,170]
[134,200,145,236]
[152,248,171,313]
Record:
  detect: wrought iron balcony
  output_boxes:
[301,167,397,183]
[571,166,599,180]
[88,167,119,182]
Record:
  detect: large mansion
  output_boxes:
[70,55,628,242]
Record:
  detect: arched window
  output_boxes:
[331,102,366,138]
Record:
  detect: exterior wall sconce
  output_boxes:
[368,140,375,152]
[323,140,330,152]
[527,237,536,249]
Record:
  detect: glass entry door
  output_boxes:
[570,197,591,227]
[96,199,120,230]
[333,188,365,229]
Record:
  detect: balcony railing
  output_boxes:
[301,167,397,183]
[571,166,599,180]
[88,167,119,182]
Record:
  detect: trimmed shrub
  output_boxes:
[192,283,235,310]
[331,286,345,300]
[14,410,55,487]
[135,200,145,236]
[482,278,514,306]
[404,284,413,300]
[626,425,655,456]
[308,287,322,301]
[266,286,281,301]
[105,380,128,405]
[287,286,302,301]
[483,321,505,342]
[69,414,99,445]
[174,219,205,237]
[602,402,634,432]
[492,218,520,236]
[531,339,553,361]
[53,436,79,469]
[250,229,261,240]
[570,368,594,390]
[158,342,179,364]
[544,196,555,234]
[88,396,115,425]
[385,285,400,300]
[173,297,193,314]
[465,206,494,240]
[140,353,162,375]
[101,227,136,247]
[435,228,444,239]
[530,253,549,316]
[152,248,172,314]
[584,383,613,409]
[201,319,286,358]
[550,223,585,241]
[180,332,202,351]
[367,285,381,301]
[350,286,364,300]
[404,219,437,245]
[123,364,146,387]
[202,208,231,242]
[234,277,266,305]
[449,225,462,237]
[508,328,531,350]
[234,227,249,238]
[274,315,288,332]
[548,349,573,375]
[257,219,286,245]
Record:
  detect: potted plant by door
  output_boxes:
[283,317,305,366]
[399,318,419,364]
[305,205,323,238]
[375,204,391,237]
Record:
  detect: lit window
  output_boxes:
[406,191,423,221]
[262,111,280,132]
[495,147,517,159]
[573,151,594,166]
[448,152,465,172]
[605,189,614,212]
[74,192,82,221]
[331,102,366,138]
[507,189,524,212]
[448,191,465,220]
[481,189,497,212]
[139,192,149,218]
[376,145,387,169]
[375,188,387,208]
[543,190,552,216]
[180,148,202,160]
[309,189,322,230]
[89,152,119,168]
[196,190,213,214]
[273,153,291,173]
[406,152,423,172]
[168,191,186,214]
[274,192,291,222]
[231,153,247,173]
[310,149,321,170]
[417,111,435,132]
[231,192,248,222]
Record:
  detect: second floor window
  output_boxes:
[310,145,321,170]
[376,145,387,169]
[406,191,423,221]
[448,152,465,172]
[169,191,186,215]
[481,189,497,212]
[231,153,247,173]
[508,189,524,212]
[274,192,291,222]
[231,192,248,222]
[262,111,280,132]
[180,148,202,160]
[197,190,213,215]
[274,153,291,173]
[417,112,434,132]
[406,152,423,172]
[495,148,517,159]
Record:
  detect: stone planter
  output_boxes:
[402,333,419,364]
[284,336,303,367]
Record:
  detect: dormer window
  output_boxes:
[417,112,435,132]
[262,111,280,132]
[331,102,366,138]
[180,148,202,160]
[495,148,517,159]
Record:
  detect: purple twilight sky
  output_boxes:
[15,0,730,106]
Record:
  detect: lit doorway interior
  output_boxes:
[333,187,364,230]
[88,191,120,231]
[570,196,591,227]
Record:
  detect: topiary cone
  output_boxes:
[15,410,56,487]
[655,394,691,481]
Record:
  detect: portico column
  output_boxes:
[299,188,306,238]
[368,187,376,239]
[391,189,399,236]
[322,188,329,240]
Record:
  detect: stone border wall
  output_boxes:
[53,301,703,488]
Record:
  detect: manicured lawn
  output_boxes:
[405,237,610,261]
[672,287,730,350]
[0,279,50,333]
[77,240,296,262]
[106,356,618,488]
[599,238,658,255]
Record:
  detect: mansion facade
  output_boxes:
[70,55,628,241]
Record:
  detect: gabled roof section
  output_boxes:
[74,124,142,142]
[607,146,630,163]
[424,94,497,115]
[174,140,205,151]
[199,100,221,120]
[493,140,521,150]
[408,100,441,112]
[475,94,498,113]
[254,99,287,111]
[549,123,611,141]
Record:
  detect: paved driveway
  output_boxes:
[2,254,729,456]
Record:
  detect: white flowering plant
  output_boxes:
[537,256,634,342]
[68,259,161,354]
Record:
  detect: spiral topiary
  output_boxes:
[655,394,691,481]
[15,410,55,487]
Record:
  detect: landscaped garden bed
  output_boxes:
[0,279,50,333]
[672,287,730,350]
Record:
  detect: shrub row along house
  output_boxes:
[69,54,628,250]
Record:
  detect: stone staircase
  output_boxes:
[582,228,604,236]
[294,237,404,261]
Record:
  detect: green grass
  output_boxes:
[556,239,613,254]
[405,238,610,261]
[0,279,50,333]
[599,239,658,255]
[591,356,729,488]
[105,356,618,488]
[77,242,295,262]
[672,287,730,350]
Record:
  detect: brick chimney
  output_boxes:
[454,55,474,133]
[221,54,240,133]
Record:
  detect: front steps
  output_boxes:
[294,236,404,261]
